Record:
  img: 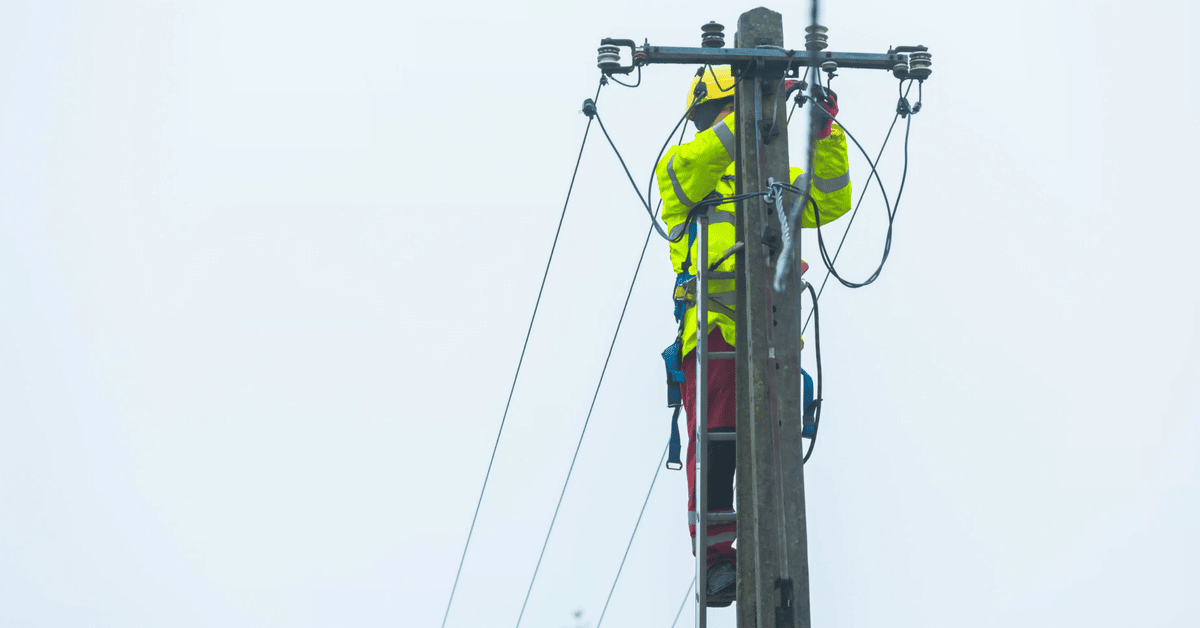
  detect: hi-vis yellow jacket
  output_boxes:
[656,114,853,357]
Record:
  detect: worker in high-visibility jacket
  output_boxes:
[656,66,853,607]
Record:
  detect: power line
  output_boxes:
[590,113,695,628]
[477,83,687,628]
[593,108,673,241]
[802,80,918,333]
[440,77,604,628]
[591,89,703,243]
[514,223,657,628]
[809,78,918,290]
[670,577,696,628]
[595,443,669,628]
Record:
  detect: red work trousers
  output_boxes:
[682,328,737,569]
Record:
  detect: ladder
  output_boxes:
[692,207,817,627]
[693,209,736,626]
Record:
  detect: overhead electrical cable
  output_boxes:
[671,577,697,628]
[509,96,690,628]
[514,224,657,628]
[593,443,669,628]
[644,101,698,224]
[593,82,732,243]
[592,109,671,240]
[440,77,605,628]
[609,65,642,88]
[802,107,902,332]
[809,77,917,289]
[801,79,919,333]
[592,111,694,628]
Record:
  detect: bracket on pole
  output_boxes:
[597,25,932,81]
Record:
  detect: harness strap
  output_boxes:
[662,191,739,471]
[666,405,683,470]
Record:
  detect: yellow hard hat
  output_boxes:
[686,66,736,118]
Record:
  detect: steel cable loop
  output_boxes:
[441,77,605,628]
[514,223,657,628]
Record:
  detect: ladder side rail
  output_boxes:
[695,209,711,627]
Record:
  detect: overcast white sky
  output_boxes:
[3,1,1198,627]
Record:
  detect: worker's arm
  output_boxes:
[790,124,853,228]
[655,115,737,232]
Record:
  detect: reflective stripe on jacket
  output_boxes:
[655,115,853,357]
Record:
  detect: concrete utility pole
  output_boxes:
[595,8,929,627]
[732,9,811,628]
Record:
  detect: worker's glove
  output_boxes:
[812,87,838,139]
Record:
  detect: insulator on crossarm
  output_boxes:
[907,50,932,79]
[805,25,829,51]
[597,45,621,70]
[821,60,838,74]
[892,57,909,79]
[701,21,725,48]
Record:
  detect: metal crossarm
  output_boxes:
[638,46,909,72]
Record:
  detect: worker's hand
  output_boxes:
[813,88,838,139]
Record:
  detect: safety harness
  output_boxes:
[660,194,819,469]
[661,193,737,469]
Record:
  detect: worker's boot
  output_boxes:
[705,561,736,607]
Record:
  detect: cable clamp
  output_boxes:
[764,177,787,205]
[582,98,597,119]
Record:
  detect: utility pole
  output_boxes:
[595,9,929,628]
[732,8,810,628]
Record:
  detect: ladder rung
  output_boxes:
[708,351,735,361]
[707,431,735,442]
[707,511,737,524]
